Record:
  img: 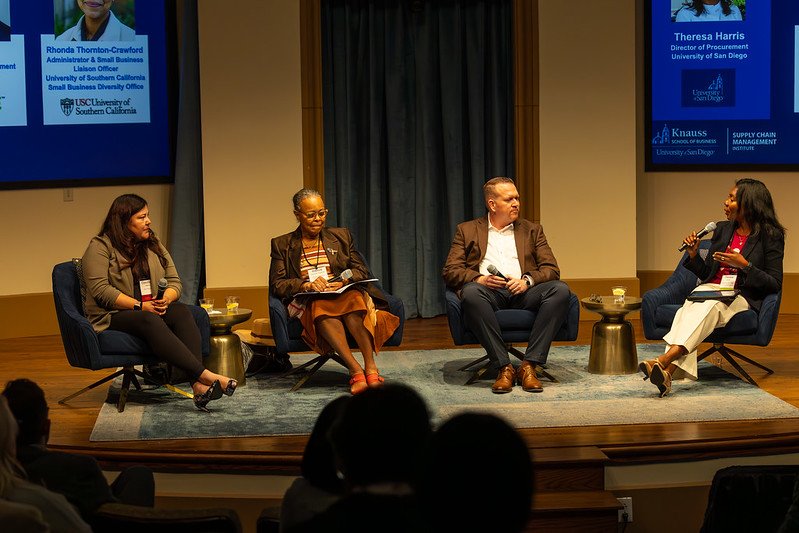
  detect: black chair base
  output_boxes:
[698,343,773,387]
[279,351,348,392]
[459,345,558,386]
[59,366,192,413]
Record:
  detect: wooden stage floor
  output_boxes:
[1,315,799,473]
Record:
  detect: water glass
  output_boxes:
[611,286,627,304]
[199,298,214,313]
[226,296,240,314]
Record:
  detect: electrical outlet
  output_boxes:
[63,188,74,202]
[617,497,633,523]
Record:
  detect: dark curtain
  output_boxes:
[321,0,514,318]
[170,0,205,304]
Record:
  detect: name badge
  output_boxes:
[720,274,737,290]
[139,279,153,301]
[308,266,329,283]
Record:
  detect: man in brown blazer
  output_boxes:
[442,177,570,393]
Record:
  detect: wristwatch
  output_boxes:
[133,302,142,311]
[743,262,753,273]
[524,276,532,287]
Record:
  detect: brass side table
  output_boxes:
[205,308,252,386]
[580,297,642,375]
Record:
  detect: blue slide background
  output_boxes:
[648,0,799,167]
[0,2,172,187]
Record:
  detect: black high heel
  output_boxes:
[193,380,223,412]
[223,379,238,397]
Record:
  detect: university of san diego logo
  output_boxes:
[693,74,725,104]
[60,97,75,116]
[681,69,735,108]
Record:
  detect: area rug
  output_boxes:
[90,344,799,441]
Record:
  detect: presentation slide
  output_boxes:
[647,1,799,169]
[0,1,174,188]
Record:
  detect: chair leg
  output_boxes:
[697,344,720,362]
[280,353,331,377]
[289,355,330,392]
[58,368,127,405]
[458,354,489,371]
[723,346,774,374]
[699,343,773,387]
[464,359,493,386]
[118,371,132,413]
[280,352,349,392]
[130,368,193,398]
[508,346,559,383]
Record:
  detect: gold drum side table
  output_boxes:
[205,308,252,386]
[580,297,642,375]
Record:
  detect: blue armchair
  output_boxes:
[52,260,210,412]
[268,255,405,391]
[641,241,780,386]
[445,287,580,385]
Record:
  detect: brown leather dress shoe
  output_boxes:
[517,364,543,393]
[492,364,515,393]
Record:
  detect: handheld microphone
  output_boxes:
[155,278,168,300]
[678,222,717,252]
[328,269,353,283]
[487,264,508,281]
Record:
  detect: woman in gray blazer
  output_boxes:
[82,194,237,411]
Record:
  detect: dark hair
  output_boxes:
[2,379,48,447]
[292,188,323,211]
[417,413,534,533]
[301,395,349,494]
[99,194,167,271]
[330,384,431,487]
[734,178,786,240]
[684,0,733,17]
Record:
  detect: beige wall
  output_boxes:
[538,1,637,280]
[197,0,304,290]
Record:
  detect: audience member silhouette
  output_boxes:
[289,384,433,533]
[2,379,155,519]
[0,395,91,533]
[417,413,534,533]
[280,395,349,531]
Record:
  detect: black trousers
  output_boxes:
[109,302,205,380]
[460,280,570,367]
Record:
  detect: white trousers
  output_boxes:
[662,283,750,380]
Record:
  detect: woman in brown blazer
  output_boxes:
[269,189,399,394]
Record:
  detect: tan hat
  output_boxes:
[234,318,275,346]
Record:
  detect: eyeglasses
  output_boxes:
[295,208,329,220]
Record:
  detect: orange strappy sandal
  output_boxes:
[366,372,384,388]
[349,373,367,395]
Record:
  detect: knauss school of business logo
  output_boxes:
[652,124,670,144]
[60,97,75,116]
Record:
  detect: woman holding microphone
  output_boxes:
[640,178,785,397]
[82,194,237,411]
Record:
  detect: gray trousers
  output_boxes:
[460,280,570,367]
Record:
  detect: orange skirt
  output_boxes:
[299,289,400,356]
